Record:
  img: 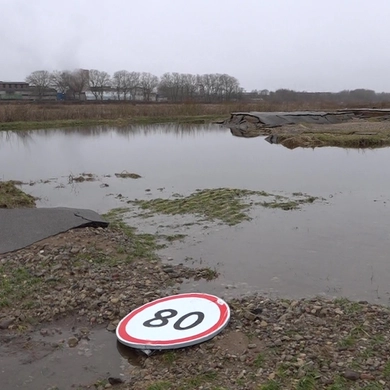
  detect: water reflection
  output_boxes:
[0,123,225,145]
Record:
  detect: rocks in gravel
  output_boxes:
[343,369,360,381]
[2,227,390,389]
[0,317,15,329]
[67,336,79,348]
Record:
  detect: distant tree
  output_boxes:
[88,69,111,100]
[50,70,72,94]
[219,74,240,101]
[69,69,89,99]
[25,70,51,99]
[126,71,141,100]
[140,72,159,101]
[112,70,130,100]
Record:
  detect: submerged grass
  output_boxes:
[133,188,259,226]
[132,188,319,225]
[0,180,36,208]
[102,208,161,261]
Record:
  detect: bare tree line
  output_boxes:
[25,69,242,102]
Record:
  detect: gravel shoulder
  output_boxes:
[1,226,390,390]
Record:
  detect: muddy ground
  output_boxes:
[226,114,390,149]
[1,224,390,390]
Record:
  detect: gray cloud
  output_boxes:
[1,0,390,91]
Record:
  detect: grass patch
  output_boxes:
[260,200,300,210]
[296,372,318,390]
[383,360,390,379]
[197,267,219,280]
[253,353,266,368]
[164,234,187,242]
[102,208,160,260]
[327,375,347,390]
[185,371,218,388]
[68,173,96,183]
[334,297,363,314]
[162,351,177,366]
[132,188,318,226]
[114,171,142,179]
[0,265,43,307]
[259,380,281,390]
[133,188,259,225]
[0,180,36,208]
[147,381,172,390]
[338,334,357,348]
[260,196,318,211]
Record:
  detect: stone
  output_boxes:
[0,317,15,329]
[360,373,375,380]
[106,323,117,332]
[343,369,360,381]
[67,337,79,348]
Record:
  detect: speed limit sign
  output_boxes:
[116,293,230,349]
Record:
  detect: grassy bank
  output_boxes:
[0,181,36,208]
[0,101,362,131]
[271,122,390,149]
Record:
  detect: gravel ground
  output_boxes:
[1,226,390,390]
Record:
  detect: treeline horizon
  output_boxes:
[22,69,243,102]
[7,68,390,104]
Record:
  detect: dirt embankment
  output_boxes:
[225,109,390,149]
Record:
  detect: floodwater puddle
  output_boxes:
[0,319,138,389]
[1,124,390,305]
[2,123,390,387]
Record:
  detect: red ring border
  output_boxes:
[117,293,230,346]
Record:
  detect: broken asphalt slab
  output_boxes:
[0,207,108,254]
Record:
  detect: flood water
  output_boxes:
[2,124,390,305]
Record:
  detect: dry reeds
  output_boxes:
[0,101,361,124]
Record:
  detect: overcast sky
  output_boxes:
[2,0,390,92]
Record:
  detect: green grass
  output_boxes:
[133,188,259,225]
[296,373,318,390]
[338,334,357,348]
[327,375,347,390]
[0,266,43,307]
[162,351,177,366]
[147,381,172,390]
[260,200,300,210]
[102,208,160,260]
[164,234,187,242]
[383,360,390,379]
[259,380,281,390]
[132,188,319,226]
[334,297,363,314]
[0,180,36,208]
[185,371,218,388]
[114,171,142,179]
[197,267,219,280]
[253,353,266,368]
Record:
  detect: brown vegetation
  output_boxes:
[1,101,388,126]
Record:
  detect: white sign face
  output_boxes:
[116,293,230,349]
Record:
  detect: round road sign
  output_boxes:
[116,293,230,349]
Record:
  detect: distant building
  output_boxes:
[0,81,57,101]
[0,81,30,100]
